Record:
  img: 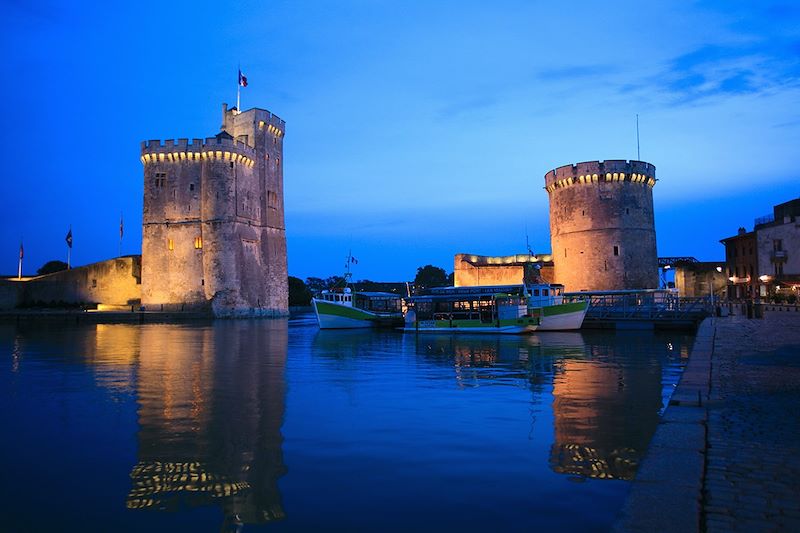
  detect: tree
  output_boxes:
[37,260,68,275]
[288,276,313,306]
[305,276,346,294]
[414,264,450,290]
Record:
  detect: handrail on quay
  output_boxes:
[564,290,712,323]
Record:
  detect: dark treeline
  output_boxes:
[288,264,454,306]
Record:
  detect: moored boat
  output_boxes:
[402,283,588,334]
[311,252,404,329]
[312,288,404,329]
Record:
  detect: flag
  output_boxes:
[120,214,124,239]
[238,69,248,87]
[66,227,73,248]
[351,256,358,264]
[19,241,23,259]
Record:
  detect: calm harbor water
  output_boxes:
[0,315,692,532]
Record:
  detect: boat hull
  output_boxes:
[536,301,589,331]
[313,299,402,329]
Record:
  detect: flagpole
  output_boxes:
[237,64,241,113]
[18,242,22,280]
[636,114,640,160]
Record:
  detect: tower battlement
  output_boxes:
[140,138,256,167]
[544,160,656,193]
[222,104,286,138]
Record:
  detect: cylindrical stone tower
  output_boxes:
[544,160,659,292]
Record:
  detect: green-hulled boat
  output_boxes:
[402,284,588,334]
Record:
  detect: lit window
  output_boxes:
[167,238,174,251]
[194,236,203,249]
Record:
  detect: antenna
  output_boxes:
[636,114,640,160]
[525,223,534,256]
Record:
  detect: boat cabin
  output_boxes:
[408,285,528,323]
[318,288,402,314]
[524,283,565,308]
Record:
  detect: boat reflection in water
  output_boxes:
[407,330,690,481]
[127,320,289,528]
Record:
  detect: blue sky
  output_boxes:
[1,0,798,280]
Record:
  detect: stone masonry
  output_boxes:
[140,104,288,317]
[545,160,659,292]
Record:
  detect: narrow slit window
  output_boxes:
[194,236,203,249]
[167,238,174,251]
[613,246,619,256]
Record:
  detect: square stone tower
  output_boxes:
[140,104,288,316]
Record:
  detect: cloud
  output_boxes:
[627,39,800,106]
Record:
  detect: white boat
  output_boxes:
[311,252,404,329]
[312,288,404,329]
[402,283,588,334]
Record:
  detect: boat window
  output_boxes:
[543,289,549,296]
[533,289,540,296]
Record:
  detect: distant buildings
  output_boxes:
[721,198,800,300]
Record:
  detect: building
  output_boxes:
[544,160,659,292]
[453,253,554,287]
[140,104,288,317]
[720,228,758,300]
[672,260,727,299]
[722,198,800,300]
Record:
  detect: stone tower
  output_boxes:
[544,160,658,292]
[140,104,288,317]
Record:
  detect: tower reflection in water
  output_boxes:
[412,331,689,481]
[127,320,288,527]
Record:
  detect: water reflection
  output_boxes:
[1,319,692,532]
[407,330,690,481]
[129,321,288,526]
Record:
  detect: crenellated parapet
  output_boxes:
[140,137,256,167]
[544,160,656,193]
[259,114,285,138]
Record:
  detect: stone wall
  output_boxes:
[545,160,659,292]
[674,262,727,298]
[454,253,554,287]
[4,256,142,307]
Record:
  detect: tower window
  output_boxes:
[194,236,203,249]
[167,238,174,251]
[613,246,619,256]
[230,162,234,169]
[189,183,195,191]
[626,208,629,215]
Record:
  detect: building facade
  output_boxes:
[140,104,288,316]
[722,198,800,300]
[544,160,659,292]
